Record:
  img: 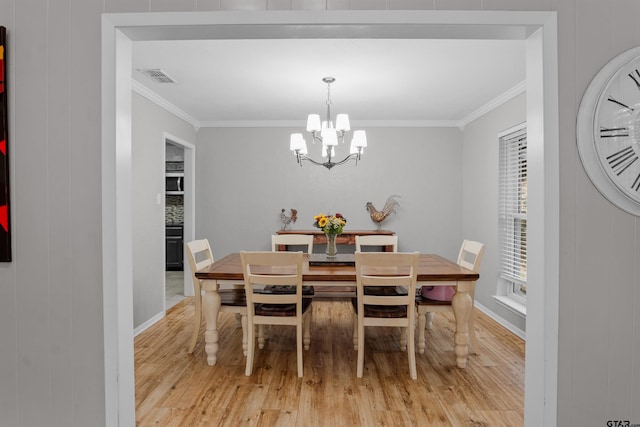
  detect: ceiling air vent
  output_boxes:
[137,68,176,84]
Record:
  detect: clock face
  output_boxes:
[577,46,640,216]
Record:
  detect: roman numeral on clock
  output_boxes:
[632,173,640,192]
[629,69,640,90]
[607,146,638,175]
[607,96,634,112]
[600,127,629,138]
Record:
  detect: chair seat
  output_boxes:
[415,295,452,306]
[255,297,312,317]
[260,285,315,296]
[351,298,408,318]
[219,288,247,306]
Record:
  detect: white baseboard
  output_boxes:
[133,311,165,337]
[474,301,526,340]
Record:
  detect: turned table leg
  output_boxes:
[451,281,472,368]
[201,281,221,366]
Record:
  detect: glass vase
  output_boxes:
[325,233,338,258]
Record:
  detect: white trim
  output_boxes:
[458,80,526,129]
[475,300,526,340]
[492,295,527,318]
[132,80,201,131]
[133,311,165,337]
[198,119,462,128]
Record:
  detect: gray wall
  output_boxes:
[462,93,527,332]
[1,1,639,426]
[132,93,195,329]
[195,126,462,261]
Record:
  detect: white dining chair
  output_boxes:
[271,234,314,253]
[416,240,485,355]
[240,251,312,377]
[355,234,398,252]
[353,251,419,380]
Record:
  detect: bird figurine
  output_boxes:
[366,195,400,229]
[280,208,298,230]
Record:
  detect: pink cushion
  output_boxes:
[421,285,455,302]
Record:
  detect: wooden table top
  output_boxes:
[195,252,479,283]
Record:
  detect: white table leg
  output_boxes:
[451,281,472,368]
[201,281,221,366]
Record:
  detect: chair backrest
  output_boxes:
[185,239,214,294]
[355,251,419,314]
[456,240,485,273]
[240,251,304,313]
[355,235,398,252]
[271,234,314,254]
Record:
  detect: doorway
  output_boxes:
[102,11,559,426]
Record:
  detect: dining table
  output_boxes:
[195,252,480,368]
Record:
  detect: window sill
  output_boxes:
[492,295,526,318]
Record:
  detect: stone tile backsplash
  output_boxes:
[166,195,184,225]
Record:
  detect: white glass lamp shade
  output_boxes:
[290,133,307,155]
[336,114,350,132]
[349,139,359,155]
[321,127,338,146]
[306,114,321,132]
[352,130,367,148]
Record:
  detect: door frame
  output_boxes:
[164,133,196,299]
[101,10,559,426]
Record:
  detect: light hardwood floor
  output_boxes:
[135,297,524,426]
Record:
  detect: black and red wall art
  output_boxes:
[0,26,11,262]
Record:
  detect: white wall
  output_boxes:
[131,93,196,329]
[195,126,463,260]
[462,93,527,332]
[1,1,639,426]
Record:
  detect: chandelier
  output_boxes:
[289,77,367,170]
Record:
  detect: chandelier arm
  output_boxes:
[295,151,362,170]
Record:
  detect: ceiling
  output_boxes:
[132,38,526,128]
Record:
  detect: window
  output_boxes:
[498,124,527,303]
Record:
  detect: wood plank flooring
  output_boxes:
[135,297,524,426]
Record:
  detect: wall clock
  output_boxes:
[577,45,640,216]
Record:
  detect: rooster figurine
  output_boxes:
[280,208,298,230]
[366,195,400,229]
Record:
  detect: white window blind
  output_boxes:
[499,126,527,290]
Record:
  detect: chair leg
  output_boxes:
[426,312,435,329]
[297,320,304,377]
[417,310,426,355]
[245,320,256,376]
[241,314,248,356]
[399,327,407,352]
[234,312,242,328]
[258,325,265,349]
[356,316,365,378]
[407,324,417,380]
[303,310,311,351]
[187,293,202,354]
[352,312,358,351]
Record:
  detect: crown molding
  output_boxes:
[133,79,526,131]
[131,80,201,131]
[198,119,461,128]
[457,80,526,129]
